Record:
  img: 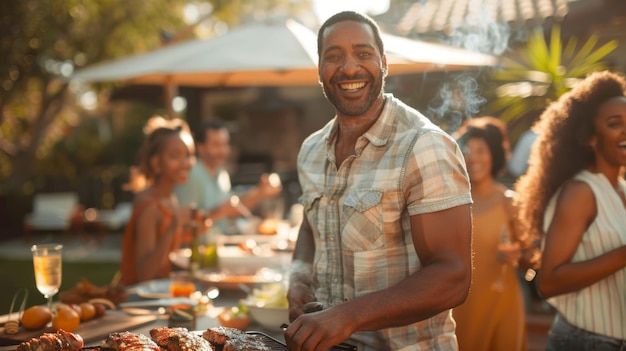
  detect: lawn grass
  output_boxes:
[0,259,119,314]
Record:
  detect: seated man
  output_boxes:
[175,120,282,234]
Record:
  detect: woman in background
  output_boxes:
[120,116,195,286]
[454,117,537,351]
[515,71,626,350]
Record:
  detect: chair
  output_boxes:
[23,192,79,242]
[97,202,132,231]
[70,202,132,245]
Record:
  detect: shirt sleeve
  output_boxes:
[405,130,472,215]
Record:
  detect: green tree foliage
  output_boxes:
[0,0,188,195]
[0,0,315,198]
[485,25,618,137]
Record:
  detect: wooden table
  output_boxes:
[120,289,286,347]
[0,283,286,350]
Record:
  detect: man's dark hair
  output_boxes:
[194,119,228,144]
[317,11,384,62]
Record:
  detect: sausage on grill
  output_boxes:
[16,329,84,351]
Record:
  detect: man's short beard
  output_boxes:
[321,67,385,117]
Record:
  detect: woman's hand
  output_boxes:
[496,241,521,266]
[520,244,541,270]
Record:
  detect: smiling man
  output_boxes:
[284,11,473,351]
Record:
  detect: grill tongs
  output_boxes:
[279,302,357,351]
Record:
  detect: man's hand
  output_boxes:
[257,173,282,199]
[284,306,354,351]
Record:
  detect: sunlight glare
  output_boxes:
[313,0,390,22]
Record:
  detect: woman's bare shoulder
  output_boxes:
[132,190,160,210]
[557,179,596,207]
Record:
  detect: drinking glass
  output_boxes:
[169,271,195,297]
[491,226,510,292]
[31,244,63,311]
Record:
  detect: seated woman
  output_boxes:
[119,116,196,286]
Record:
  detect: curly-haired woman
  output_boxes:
[515,71,626,350]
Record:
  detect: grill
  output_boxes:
[78,331,356,351]
[246,331,357,351]
[246,332,288,351]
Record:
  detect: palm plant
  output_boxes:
[485,25,618,137]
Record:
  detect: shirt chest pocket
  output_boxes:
[342,189,384,251]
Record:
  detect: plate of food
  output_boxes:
[196,267,284,291]
[128,279,173,299]
[168,241,291,272]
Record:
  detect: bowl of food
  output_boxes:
[240,283,289,332]
[217,306,250,331]
[244,304,288,332]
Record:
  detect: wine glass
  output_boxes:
[31,244,63,311]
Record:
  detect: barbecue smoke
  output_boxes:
[427,73,486,133]
[426,1,512,132]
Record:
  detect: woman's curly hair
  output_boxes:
[514,70,626,239]
[455,116,511,178]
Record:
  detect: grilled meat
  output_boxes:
[149,327,213,351]
[16,329,84,351]
[100,331,160,351]
[202,327,270,351]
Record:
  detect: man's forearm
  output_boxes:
[240,186,264,210]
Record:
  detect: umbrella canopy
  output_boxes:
[72,17,498,87]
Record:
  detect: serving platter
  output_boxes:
[196,268,283,291]
[130,279,174,299]
[168,246,288,290]
[169,245,290,272]
[0,310,157,346]
[127,279,205,300]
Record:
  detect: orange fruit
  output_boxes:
[69,304,82,315]
[79,302,96,321]
[92,303,107,318]
[21,305,52,330]
[258,218,278,235]
[52,304,80,332]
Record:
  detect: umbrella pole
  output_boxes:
[164,77,179,119]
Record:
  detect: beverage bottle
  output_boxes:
[201,219,218,270]
[188,206,200,279]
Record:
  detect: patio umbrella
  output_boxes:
[72,17,498,88]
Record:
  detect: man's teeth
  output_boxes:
[340,82,365,90]
[619,141,626,147]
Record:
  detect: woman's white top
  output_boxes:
[544,170,626,340]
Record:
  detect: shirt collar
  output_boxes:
[325,93,394,148]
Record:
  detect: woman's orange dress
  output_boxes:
[119,199,177,286]
[453,193,527,351]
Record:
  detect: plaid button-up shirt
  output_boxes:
[297,94,472,351]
